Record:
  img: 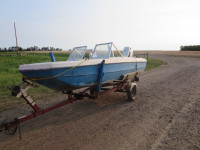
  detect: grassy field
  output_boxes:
[0,52,163,111]
[145,58,164,71]
[0,52,69,111]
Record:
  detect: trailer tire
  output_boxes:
[127,85,137,101]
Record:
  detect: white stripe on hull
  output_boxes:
[19,57,147,71]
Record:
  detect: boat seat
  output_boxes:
[122,47,133,57]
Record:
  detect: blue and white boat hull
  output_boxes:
[19,57,146,91]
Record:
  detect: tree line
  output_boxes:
[180,45,200,51]
[0,46,62,52]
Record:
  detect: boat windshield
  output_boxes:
[67,46,87,61]
[92,42,122,59]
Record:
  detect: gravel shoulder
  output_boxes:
[0,55,200,150]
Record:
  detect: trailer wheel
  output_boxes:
[127,85,137,101]
[5,124,17,135]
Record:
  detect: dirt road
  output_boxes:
[0,55,200,150]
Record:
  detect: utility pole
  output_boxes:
[14,22,18,53]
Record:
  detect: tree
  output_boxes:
[180,45,200,51]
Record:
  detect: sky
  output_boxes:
[0,0,200,50]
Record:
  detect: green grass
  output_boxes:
[0,53,164,111]
[145,58,164,71]
[0,52,69,111]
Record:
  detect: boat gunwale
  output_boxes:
[19,57,147,71]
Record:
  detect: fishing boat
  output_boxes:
[0,43,147,135]
[19,42,147,91]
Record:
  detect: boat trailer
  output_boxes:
[0,61,140,137]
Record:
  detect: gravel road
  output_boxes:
[0,55,200,150]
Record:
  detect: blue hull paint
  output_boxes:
[20,62,146,91]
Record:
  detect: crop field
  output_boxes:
[134,50,200,57]
[0,52,163,111]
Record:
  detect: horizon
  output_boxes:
[1,0,200,50]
